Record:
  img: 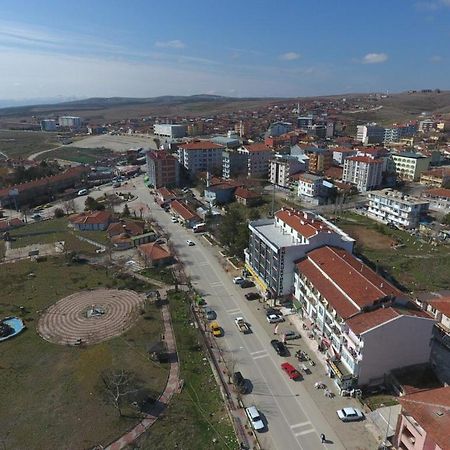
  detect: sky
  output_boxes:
[0,0,450,104]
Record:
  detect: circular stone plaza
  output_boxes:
[37,289,144,345]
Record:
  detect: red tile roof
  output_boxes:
[428,297,450,317]
[399,387,450,450]
[243,143,273,152]
[0,217,24,230]
[69,211,112,225]
[424,188,450,199]
[234,187,260,199]
[156,187,176,200]
[138,242,172,262]
[275,209,331,239]
[107,220,144,237]
[346,306,431,335]
[324,166,343,179]
[345,156,383,164]
[171,200,200,222]
[179,140,224,150]
[296,246,405,319]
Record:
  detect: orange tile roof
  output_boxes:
[0,218,23,230]
[69,211,112,225]
[424,188,450,199]
[156,187,176,200]
[179,140,224,150]
[243,143,273,152]
[296,246,405,319]
[428,297,450,317]
[234,187,260,199]
[107,220,144,237]
[171,200,200,222]
[399,387,450,450]
[275,209,330,238]
[138,242,172,261]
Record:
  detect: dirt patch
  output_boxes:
[343,225,394,250]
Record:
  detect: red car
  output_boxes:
[281,362,301,380]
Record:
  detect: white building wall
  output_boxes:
[357,316,434,385]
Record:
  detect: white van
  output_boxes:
[77,189,88,196]
[245,406,265,431]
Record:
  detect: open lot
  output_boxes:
[36,146,114,164]
[0,258,166,450]
[0,129,59,159]
[337,212,450,292]
[63,134,157,152]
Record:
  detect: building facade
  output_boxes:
[343,156,383,192]
[269,155,306,188]
[297,173,324,200]
[40,119,57,131]
[389,152,431,181]
[356,125,385,144]
[153,124,187,139]
[367,189,430,229]
[306,148,332,174]
[237,143,274,178]
[58,116,82,128]
[177,141,225,176]
[146,150,180,188]
[222,150,248,179]
[244,209,354,297]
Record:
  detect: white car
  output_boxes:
[171,217,178,223]
[337,407,364,422]
[245,406,265,432]
[233,276,245,284]
[186,240,195,246]
[266,314,285,324]
[77,189,88,196]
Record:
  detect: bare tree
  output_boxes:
[101,369,140,417]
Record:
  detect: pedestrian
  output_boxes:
[320,433,326,443]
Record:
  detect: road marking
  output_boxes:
[294,428,315,438]
[252,353,269,360]
[294,428,315,437]
[198,261,209,267]
[290,421,311,430]
[249,350,266,356]
[226,308,241,314]
[211,281,224,287]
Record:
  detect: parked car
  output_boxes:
[284,330,300,340]
[210,322,222,337]
[31,213,43,221]
[245,406,265,432]
[77,188,88,196]
[270,339,288,356]
[266,314,285,324]
[203,306,216,320]
[233,276,245,284]
[240,280,255,289]
[281,362,301,380]
[232,371,247,394]
[245,292,260,301]
[171,217,178,223]
[266,308,282,317]
[186,240,195,246]
[336,407,364,422]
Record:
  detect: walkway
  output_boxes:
[105,300,180,450]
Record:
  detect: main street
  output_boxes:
[130,177,377,450]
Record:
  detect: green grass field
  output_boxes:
[139,267,175,285]
[0,258,167,450]
[137,291,237,450]
[0,130,59,158]
[337,212,450,292]
[8,217,99,254]
[37,146,114,164]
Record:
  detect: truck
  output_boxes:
[234,317,250,334]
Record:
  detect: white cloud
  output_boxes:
[279,52,301,61]
[154,39,186,49]
[415,0,450,10]
[362,53,388,64]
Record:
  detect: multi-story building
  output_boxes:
[297,173,324,201]
[237,143,274,178]
[222,150,248,179]
[244,208,355,297]
[146,150,180,188]
[383,124,417,144]
[40,119,57,131]
[306,148,332,174]
[389,152,431,181]
[332,147,358,166]
[343,156,383,192]
[153,124,187,139]
[418,119,436,133]
[420,168,450,187]
[177,140,225,176]
[297,115,313,129]
[266,122,292,137]
[356,124,385,144]
[367,189,429,229]
[58,116,82,128]
[394,387,450,450]
[294,246,434,388]
[269,154,306,188]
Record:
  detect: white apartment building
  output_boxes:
[269,154,306,187]
[294,246,434,388]
[154,124,187,139]
[332,148,358,165]
[343,156,383,192]
[297,173,324,200]
[237,143,273,178]
[58,116,82,128]
[244,209,354,297]
[389,152,431,181]
[367,189,429,229]
[177,141,225,176]
[356,125,385,144]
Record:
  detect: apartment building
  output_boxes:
[332,147,358,166]
[420,168,450,187]
[306,148,332,174]
[394,387,450,450]
[222,150,248,179]
[297,173,324,201]
[383,124,417,144]
[58,116,82,128]
[177,141,225,176]
[343,156,383,192]
[266,122,292,137]
[367,189,430,229]
[244,208,354,297]
[153,124,187,139]
[356,125,385,144]
[294,246,434,388]
[389,152,431,181]
[237,143,274,178]
[146,150,180,188]
[269,154,306,188]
